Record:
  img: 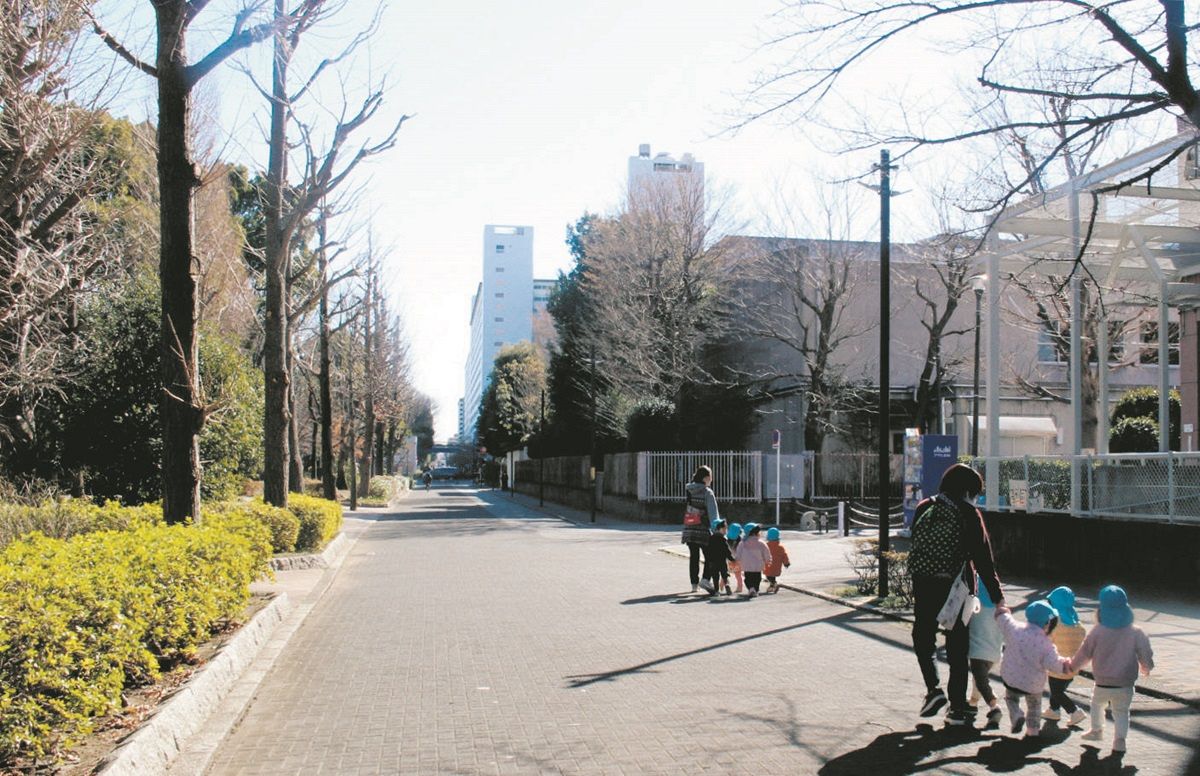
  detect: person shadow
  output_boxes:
[820,725,1137,776]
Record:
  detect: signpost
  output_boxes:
[772,429,781,525]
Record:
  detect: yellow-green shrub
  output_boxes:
[287,494,342,552]
[200,506,273,574]
[0,498,163,549]
[0,520,263,762]
[362,475,403,506]
[205,500,298,554]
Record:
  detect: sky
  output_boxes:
[92,1,1016,441]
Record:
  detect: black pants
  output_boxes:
[766,575,777,584]
[687,543,707,585]
[705,565,727,587]
[1048,676,1078,712]
[912,576,970,710]
[745,571,763,592]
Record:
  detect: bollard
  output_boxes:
[838,501,847,536]
[819,513,828,534]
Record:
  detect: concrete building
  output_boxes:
[460,225,559,441]
[627,143,703,201]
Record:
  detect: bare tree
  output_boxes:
[581,173,735,404]
[255,0,406,507]
[748,1,1198,219]
[91,2,285,522]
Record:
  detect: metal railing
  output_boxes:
[812,453,904,500]
[637,451,763,502]
[965,452,1200,523]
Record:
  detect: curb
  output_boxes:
[656,546,1200,712]
[268,529,348,571]
[97,593,292,775]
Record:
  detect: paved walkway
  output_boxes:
[204,486,1200,775]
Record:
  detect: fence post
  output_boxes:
[1086,453,1094,516]
[1168,452,1176,523]
[838,501,846,535]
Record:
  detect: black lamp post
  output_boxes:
[971,275,987,459]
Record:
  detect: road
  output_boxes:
[206,485,1200,775]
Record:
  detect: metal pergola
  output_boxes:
[981,131,1200,511]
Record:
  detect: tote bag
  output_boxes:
[936,564,980,629]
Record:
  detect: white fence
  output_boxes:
[637,451,763,502]
[967,452,1200,523]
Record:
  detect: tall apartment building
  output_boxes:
[461,226,557,442]
[627,143,704,201]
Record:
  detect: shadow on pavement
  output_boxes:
[818,725,1137,775]
[564,610,850,689]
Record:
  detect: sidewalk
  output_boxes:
[499,488,1200,708]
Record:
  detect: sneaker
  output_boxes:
[722,587,732,596]
[691,584,698,593]
[1068,709,1087,727]
[1112,737,1126,753]
[920,689,948,718]
[986,706,1003,728]
[946,708,975,726]
[1042,709,1061,721]
[699,579,714,593]
[1081,729,1103,741]
[748,589,758,598]
[1010,715,1025,735]
[767,583,779,594]
[1024,727,1041,738]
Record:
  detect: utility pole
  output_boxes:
[539,388,545,507]
[589,342,598,523]
[874,149,897,597]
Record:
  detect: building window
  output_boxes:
[495,245,505,253]
[495,267,505,273]
[495,292,504,298]
[1036,323,1068,364]
[1140,321,1180,365]
[1088,320,1126,364]
[494,317,504,322]
[494,341,502,347]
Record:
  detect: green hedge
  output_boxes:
[286,494,342,552]
[362,475,406,507]
[0,517,268,762]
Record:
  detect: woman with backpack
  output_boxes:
[681,465,718,592]
[908,463,1004,726]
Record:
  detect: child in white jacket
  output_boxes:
[994,600,1069,737]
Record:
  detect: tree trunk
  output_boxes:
[317,210,336,500]
[155,6,203,524]
[358,267,375,497]
[384,420,396,475]
[288,352,304,493]
[262,0,292,508]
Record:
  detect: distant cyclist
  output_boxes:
[422,470,432,490]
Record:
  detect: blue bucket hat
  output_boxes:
[727,523,743,540]
[744,522,761,536]
[766,526,780,541]
[711,518,726,532]
[1047,586,1080,626]
[1024,600,1059,629]
[1098,585,1135,629]
[975,574,995,609]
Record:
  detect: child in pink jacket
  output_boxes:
[994,600,1070,737]
[733,523,772,598]
[1068,585,1154,754]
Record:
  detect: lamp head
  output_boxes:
[971,274,987,295]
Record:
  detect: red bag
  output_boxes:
[683,506,702,526]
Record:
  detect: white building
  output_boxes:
[627,143,704,201]
[461,225,557,441]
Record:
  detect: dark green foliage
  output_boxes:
[626,398,677,451]
[1110,387,1179,451]
[1109,416,1161,454]
[477,342,547,455]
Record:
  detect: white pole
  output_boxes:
[775,447,781,525]
[838,501,845,535]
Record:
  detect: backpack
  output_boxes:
[908,494,964,578]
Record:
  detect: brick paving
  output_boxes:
[206,486,1200,775]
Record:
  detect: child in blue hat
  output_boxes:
[726,523,744,595]
[1044,586,1088,727]
[703,519,734,596]
[994,600,1071,737]
[763,526,790,594]
[968,574,1004,727]
[1067,585,1154,753]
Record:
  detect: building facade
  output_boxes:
[627,143,703,201]
[461,225,558,442]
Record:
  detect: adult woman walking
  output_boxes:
[908,463,1004,725]
[682,465,718,592]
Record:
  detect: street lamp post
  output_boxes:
[589,342,597,523]
[971,275,987,459]
[539,388,545,507]
[874,149,897,597]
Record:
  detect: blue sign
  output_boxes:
[902,432,958,529]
